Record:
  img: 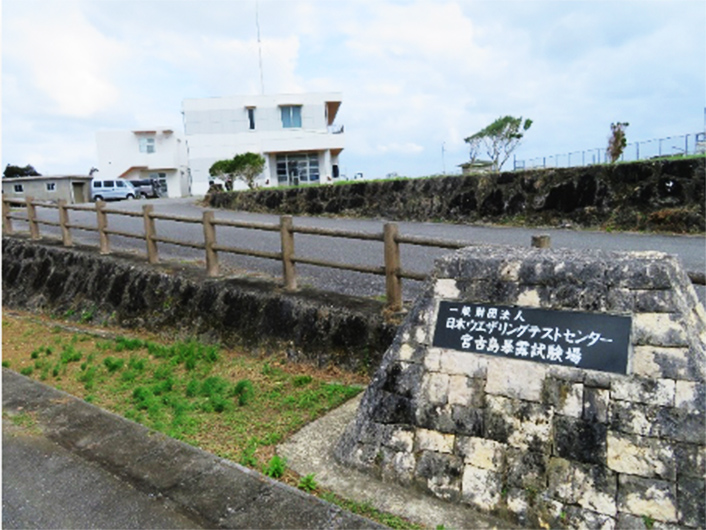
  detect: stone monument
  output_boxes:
[335,246,705,529]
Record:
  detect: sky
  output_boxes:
[2,0,705,179]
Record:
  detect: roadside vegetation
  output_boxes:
[0,310,423,529]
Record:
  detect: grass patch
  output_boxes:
[1,312,427,530]
[2,312,364,472]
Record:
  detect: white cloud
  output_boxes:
[4,1,127,118]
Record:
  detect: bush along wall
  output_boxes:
[2,237,396,374]
[207,158,705,233]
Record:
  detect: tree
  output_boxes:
[209,152,266,190]
[4,164,41,178]
[464,116,533,172]
[607,122,629,163]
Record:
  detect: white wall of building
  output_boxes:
[95,128,189,198]
[183,93,344,195]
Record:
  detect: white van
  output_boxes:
[91,179,137,201]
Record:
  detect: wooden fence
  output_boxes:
[3,197,704,311]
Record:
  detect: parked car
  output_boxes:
[90,179,137,201]
[129,179,159,199]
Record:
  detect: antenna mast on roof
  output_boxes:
[256,0,265,95]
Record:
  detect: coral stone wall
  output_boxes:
[335,246,706,528]
[1,237,395,373]
[208,158,705,233]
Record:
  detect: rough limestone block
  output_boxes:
[381,449,416,486]
[516,287,542,307]
[499,260,521,282]
[485,395,553,452]
[633,289,680,313]
[414,451,462,501]
[421,372,449,406]
[438,349,487,378]
[485,357,545,402]
[543,378,584,418]
[434,279,460,299]
[611,376,676,407]
[677,476,705,528]
[547,458,577,503]
[383,427,414,453]
[610,400,666,438]
[574,465,618,516]
[505,449,548,490]
[566,507,616,530]
[656,406,705,444]
[583,387,610,423]
[675,381,705,412]
[397,343,415,362]
[553,415,608,465]
[633,313,688,347]
[607,431,676,480]
[455,436,505,470]
[674,443,706,480]
[460,465,502,511]
[423,347,442,371]
[505,488,530,522]
[617,475,678,523]
[631,346,695,381]
[447,375,477,407]
[415,403,457,433]
[415,428,454,454]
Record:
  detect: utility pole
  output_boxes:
[256,0,265,95]
[442,142,446,175]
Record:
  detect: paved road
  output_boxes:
[3,421,202,529]
[17,197,706,304]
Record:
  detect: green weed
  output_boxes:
[79,306,96,324]
[263,455,286,478]
[298,473,318,492]
[293,375,312,387]
[103,357,124,373]
[234,379,254,406]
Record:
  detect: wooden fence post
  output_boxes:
[203,211,219,277]
[58,199,72,246]
[26,196,40,239]
[384,222,402,312]
[96,200,110,254]
[531,234,551,248]
[280,215,297,290]
[2,198,13,235]
[143,204,158,264]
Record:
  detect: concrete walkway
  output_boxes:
[279,395,511,530]
[2,369,383,529]
[3,420,201,529]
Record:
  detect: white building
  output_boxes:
[95,127,190,198]
[182,93,345,195]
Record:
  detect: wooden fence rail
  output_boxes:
[3,197,704,312]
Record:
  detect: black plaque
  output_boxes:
[432,301,631,374]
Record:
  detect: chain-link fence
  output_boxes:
[513,132,705,170]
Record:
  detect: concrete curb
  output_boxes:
[2,369,384,529]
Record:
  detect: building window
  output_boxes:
[149,172,168,195]
[276,153,319,185]
[247,107,256,130]
[280,106,302,128]
[13,184,24,193]
[138,136,156,153]
[46,182,56,192]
